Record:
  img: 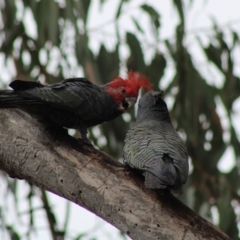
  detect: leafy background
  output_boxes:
[0,0,240,239]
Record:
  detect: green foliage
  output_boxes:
[140,4,161,34]
[1,0,240,239]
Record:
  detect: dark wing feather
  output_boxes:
[12,78,104,113]
[10,80,45,90]
[1,78,119,129]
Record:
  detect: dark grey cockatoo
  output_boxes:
[0,72,152,141]
[123,91,189,194]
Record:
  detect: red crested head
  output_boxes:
[104,71,152,107]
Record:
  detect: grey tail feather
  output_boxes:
[144,171,183,194]
[144,159,175,189]
[0,90,37,108]
[144,172,167,189]
[0,90,17,107]
[144,154,184,194]
[171,186,183,195]
[162,154,184,194]
[0,90,14,95]
[0,80,44,108]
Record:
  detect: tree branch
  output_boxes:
[0,109,230,240]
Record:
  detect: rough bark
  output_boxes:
[0,109,230,240]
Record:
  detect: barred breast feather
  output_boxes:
[123,91,189,194]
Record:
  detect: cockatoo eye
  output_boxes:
[122,89,126,93]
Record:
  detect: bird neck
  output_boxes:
[137,109,171,123]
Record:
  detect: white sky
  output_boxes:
[1,0,240,239]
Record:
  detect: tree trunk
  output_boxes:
[0,109,230,240]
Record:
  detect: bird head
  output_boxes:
[104,71,152,112]
[137,91,170,122]
[138,91,165,109]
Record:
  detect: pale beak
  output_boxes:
[125,97,137,108]
[118,97,137,111]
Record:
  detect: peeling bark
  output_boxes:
[0,109,230,240]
